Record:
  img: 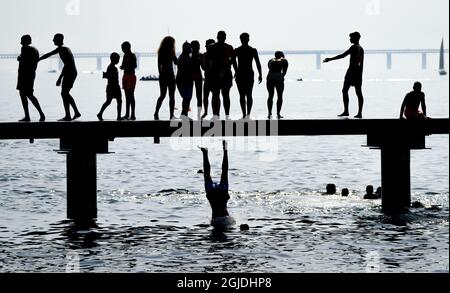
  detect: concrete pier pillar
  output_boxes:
[316,54,322,70]
[66,151,97,219]
[96,57,102,71]
[421,53,427,70]
[386,53,392,70]
[380,147,411,214]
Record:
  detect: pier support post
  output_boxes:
[316,54,322,70]
[96,57,102,71]
[380,147,411,214]
[421,53,427,70]
[67,151,97,219]
[386,53,392,70]
[59,137,109,221]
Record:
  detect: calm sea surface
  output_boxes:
[0,55,448,272]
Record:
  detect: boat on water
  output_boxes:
[140,74,159,81]
[439,38,447,76]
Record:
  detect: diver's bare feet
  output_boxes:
[222,140,228,150]
[201,113,208,119]
[198,146,208,153]
[19,117,30,122]
[338,112,349,117]
[354,113,363,119]
[97,113,103,121]
[39,115,46,122]
[58,116,72,122]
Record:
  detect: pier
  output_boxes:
[1,49,448,71]
[0,118,448,219]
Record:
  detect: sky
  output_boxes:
[0,0,448,54]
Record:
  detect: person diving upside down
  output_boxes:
[199,140,236,229]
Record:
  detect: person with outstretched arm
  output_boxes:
[39,33,81,121]
[324,32,364,119]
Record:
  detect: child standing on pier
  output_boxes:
[120,42,137,120]
[97,53,122,121]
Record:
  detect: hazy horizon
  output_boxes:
[0,0,449,54]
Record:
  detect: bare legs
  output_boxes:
[155,77,176,120]
[60,88,81,121]
[199,140,228,188]
[122,90,136,120]
[19,91,45,122]
[97,97,122,121]
[238,82,254,119]
[340,82,364,118]
[267,81,284,119]
[212,87,231,119]
[220,140,228,186]
[202,80,211,119]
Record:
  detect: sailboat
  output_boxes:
[439,38,447,76]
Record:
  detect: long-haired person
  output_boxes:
[154,36,178,120]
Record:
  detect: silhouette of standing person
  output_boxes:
[209,31,237,120]
[191,40,204,120]
[234,33,262,119]
[120,42,137,120]
[17,35,45,122]
[154,36,178,120]
[267,51,288,119]
[199,140,236,229]
[324,32,365,119]
[176,42,194,118]
[97,53,122,121]
[201,39,216,119]
[400,82,428,119]
[39,34,81,121]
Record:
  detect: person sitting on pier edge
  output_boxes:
[176,41,194,119]
[323,32,365,119]
[120,42,137,120]
[39,33,81,121]
[154,36,178,120]
[267,51,288,119]
[17,35,45,122]
[97,53,122,121]
[199,140,236,229]
[400,82,428,120]
[363,185,380,199]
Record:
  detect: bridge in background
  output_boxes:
[1,49,448,71]
[0,118,448,221]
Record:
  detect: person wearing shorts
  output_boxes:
[120,41,137,120]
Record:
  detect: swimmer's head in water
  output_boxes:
[413,81,422,91]
[240,33,250,45]
[20,35,32,46]
[366,185,374,195]
[121,41,132,53]
[326,184,336,195]
[275,51,285,59]
[53,34,64,46]
[217,31,227,43]
[349,32,361,43]
[110,52,120,65]
[341,188,349,197]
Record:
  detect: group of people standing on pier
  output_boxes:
[15,31,429,122]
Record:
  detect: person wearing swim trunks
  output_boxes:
[208,31,237,120]
[201,39,216,119]
[39,34,81,121]
[324,32,365,119]
[400,82,428,120]
[97,53,122,121]
[17,35,45,122]
[154,36,178,120]
[234,32,263,119]
[266,51,288,119]
[199,140,235,229]
[176,42,194,118]
[120,42,137,120]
